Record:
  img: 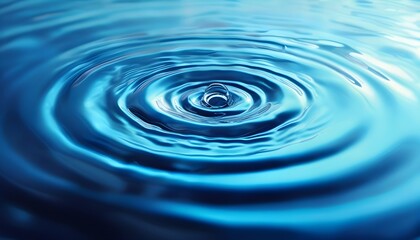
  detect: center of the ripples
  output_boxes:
[201,83,231,109]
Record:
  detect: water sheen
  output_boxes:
[0,0,420,239]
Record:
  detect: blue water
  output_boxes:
[1,0,419,239]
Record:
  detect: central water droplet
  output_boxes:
[201,83,231,109]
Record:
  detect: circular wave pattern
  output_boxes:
[0,1,419,239]
[45,33,370,173]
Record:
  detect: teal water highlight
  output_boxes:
[0,0,419,239]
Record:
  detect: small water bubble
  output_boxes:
[201,83,231,109]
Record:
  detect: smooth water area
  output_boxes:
[0,0,419,239]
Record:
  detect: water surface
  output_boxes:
[0,0,419,239]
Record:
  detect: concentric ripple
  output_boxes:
[0,0,419,239]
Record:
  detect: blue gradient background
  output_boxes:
[0,0,419,239]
